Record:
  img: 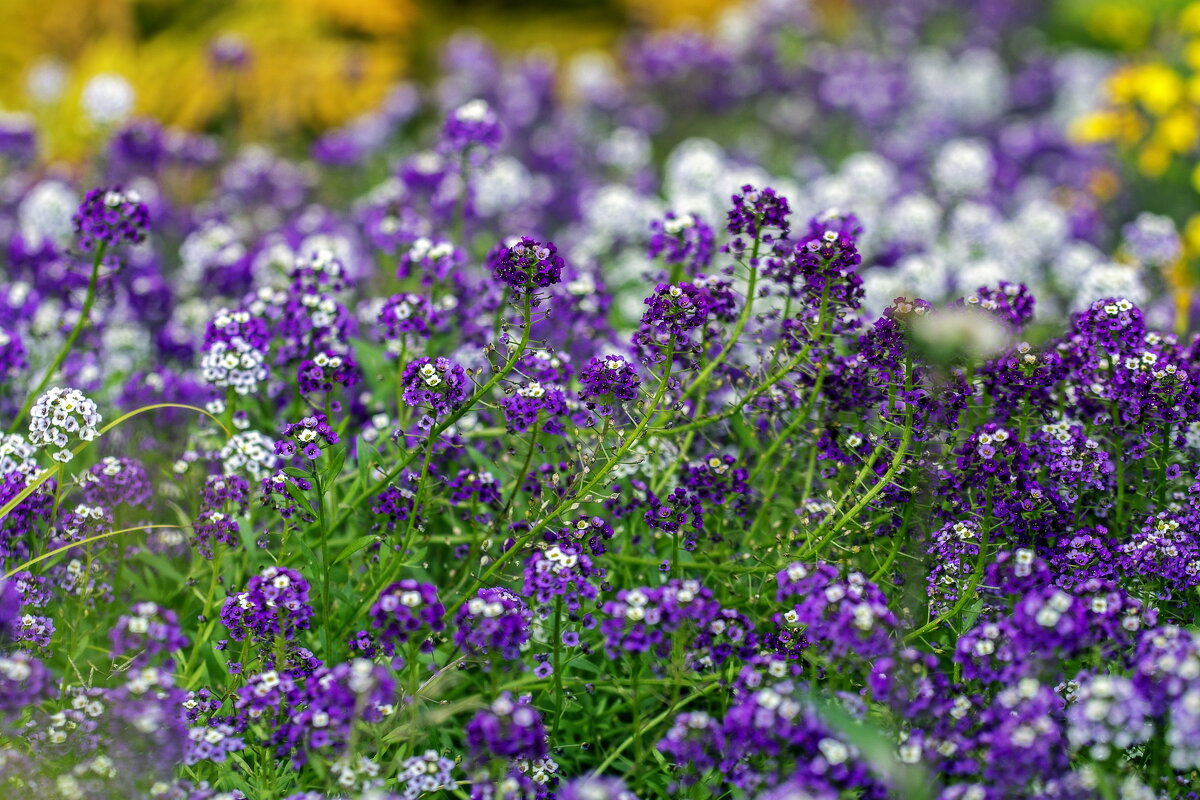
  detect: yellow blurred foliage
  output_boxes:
[1073,2,1200,185]
[0,0,415,161]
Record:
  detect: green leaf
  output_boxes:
[283,479,316,517]
[333,534,378,565]
[323,446,347,482]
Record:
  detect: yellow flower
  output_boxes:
[1138,143,1172,177]
[1134,64,1184,116]
[1070,109,1142,145]
[1160,110,1200,152]
[1189,162,1200,194]
[1182,2,1200,34]
[1186,213,1200,253]
[0,0,416,161]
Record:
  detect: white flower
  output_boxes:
[27,387,102,463]
[81,73,135,126]
[219,431,278,481]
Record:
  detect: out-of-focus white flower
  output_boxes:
[81,74,135,127]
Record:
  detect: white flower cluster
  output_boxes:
[396,750,456,800]
[330,754,382,791]
[406,237,455,265]
[180,221,247,284]
[536,544,580,575]
[123,602,163,636]
[219,431,278,481]
[0,433,39,477]
[514,755,560,788]
[201,309,269,395]
[28,387,102,463]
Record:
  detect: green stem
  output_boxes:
[551,595,565,736]
[497,427,540,529]
[679,234,761,401]
[331,295,535,531]
[461,340,676,602]
[9,243,108,434]
[0,403,230,525]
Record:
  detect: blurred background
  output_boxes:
[0,0,1190,161]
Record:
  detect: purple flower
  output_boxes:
[369,580,446,656]
[192,474,250,558]
[109,601,189,667]
[455,587,533,662]
[648,212,715,274]
[500,381,571,435]
[0,326,26,382]
[378,292,442,345]
[220,565,314,644]
[641,282,712,338]
[0,652,54,714]
[491,237,565,293]
[522,543,598,614]
[726,184,790,244]
[465,692,547,762]
[441,98,503,152]
[578,354,641,414]
[275,414,339,461]
[81,456,152,509]
[773,562,896,661]
[296,350,360,395]
[402,357,469,418]
[73,186,150,252]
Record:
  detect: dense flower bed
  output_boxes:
[1,1,1199,799]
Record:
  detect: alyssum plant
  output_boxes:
[3,126,1200,800]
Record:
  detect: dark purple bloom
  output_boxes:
[73,186,150,252]
[491,237,565,293]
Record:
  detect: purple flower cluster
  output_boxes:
[192,474,250,558]
[402,356,469,419]
[378,293,441,345]
[369,580,446,656]
[72,186,150,252]
[466,692,547,763]
[296,350,360,395]
[220,565,314,644]
[80,456,152,509]
[641,283,712,338]
[578,354,641,413]
[648,212,715,274]
[455,587,532,662]
[109,601,188,666]
[442,98,503,152]
[773,563,896,661]
[275,413,339,461]
[501,381,571,435]
[491,237,564,293]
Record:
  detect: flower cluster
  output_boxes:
[220,565,314,644]
[108,601,188,667]
[401,356,469,419]
[369,580,446,656]
[648,212,715,274]
[72,186,150,252]
[455,588,532,662]
[8,4,1200,798]
[27,387,101,463]
[641,283,712,338]
[442,98,503,152]
[578,354,641,413]
[200,308,270,396]
[275,414,339,461]
[491,237,564,293]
